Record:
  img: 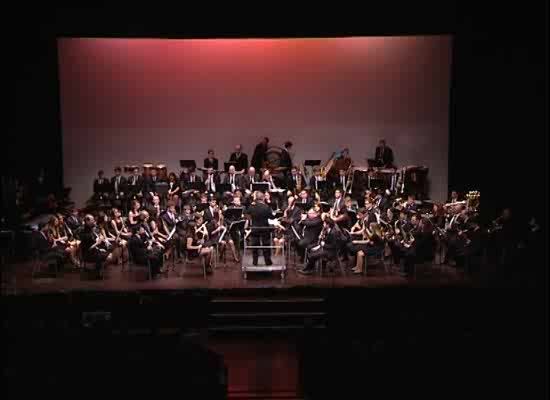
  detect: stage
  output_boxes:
[2,255,475,297]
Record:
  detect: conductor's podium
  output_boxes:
[242,227,286,280]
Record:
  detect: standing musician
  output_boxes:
[374,139,395,168]
[296,207,324,264]
[245,191,273,266]
[251,137,269,171]
[143,167,163,207]
[229,144,249,172]
[286,165,306,195]
[110,167,127,211]
[127,167,144,202]
[224,165,242,193]
[204,149,219,170]
[93,170,111,201]
[279,141,293,176]
[167,172,181,208]
[298,216,344,275]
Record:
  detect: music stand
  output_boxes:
[252,182,270,193]
[224,207,244,221]
[216,183,232,194]
[180,160,196,169]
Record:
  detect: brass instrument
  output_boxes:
[344,165,355,194]
[320,152,337,179]
[465,191,480,212]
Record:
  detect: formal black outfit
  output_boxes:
[66,215,82,234]
[286,174,306,192]
[33,231,66,271]
[279,149,292,175]
[224,173,241,191]
[241,174,259,192]
[296,216,323,261]
[374,146,394,168]
[127,174,143,198]
[303,225,344,272]
[229,152,248,171]
[204,158,219,170]
[80,227,109,272]
[309,176,323,192]
[110,175,127,209]
[93,177,111,198]
[203,174,220,193]
[204,206,218,223]
[251,143,268,170]
[297,197,314,211]
[246,201,273,265]
[128,234,162,277]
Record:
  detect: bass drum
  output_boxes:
[263,146,286,177]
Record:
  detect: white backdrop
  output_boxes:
[58,36,452,207]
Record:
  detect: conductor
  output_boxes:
[246,191,273,266]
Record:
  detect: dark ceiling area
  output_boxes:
[13,3,548,222]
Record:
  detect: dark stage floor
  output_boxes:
[2,254,477,296]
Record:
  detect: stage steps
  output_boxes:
[208,296,327,331]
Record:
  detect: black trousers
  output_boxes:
[251,232,271,263]
[297,239,315,260]
[306,248,337,270]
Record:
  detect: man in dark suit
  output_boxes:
[279,141,293,176]
[374,139,395,168]
[229,144,248,172]
[143,167,163,207]
[110,166,127,210]
[129,225,163,278]
[298,217,343,274]
[245,191,273,266]
[296,207,323,263]
[204,149,219,170]
[251,137,269,170]
[203,197,218,223]
[80,215,112,275]
[93,170,111,200]
[286,166,306,194]
[297,190,314,210]
[223,165,242,192]
[241,167,259,194]
[127,167,144,199]
[204,168,220,194]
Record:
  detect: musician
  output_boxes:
[97,216,122,264]
[204,196,218,222]
[242,167,259,194]
[110,167,127,209]
[81,214,114,275]
[245,191,273,266]
[110,208,130,264]
[128,200,141,230]
[298,217,343,275]
[309,166,324,192]
[167,172,181,207]
[93,170,111,200]
[251,137,269,170]
[463,216,484,274]
[129,225,164,278]
[183,167,201,187]
[143,167,163,207]
[34,223,67,273]
[229,144,249,172]
[404,195,418,213]
[161,201,178,236]
[204,168,219,193]
[46,215,79,268]
[297,190,314,210]
[330,188,349,230]
[127,167,144,200]
[66,208,83,235]
[224,165,241,192]
[374,139,395,168]
[286,165,306,194]
[262,169,278,190]
[333,168,349,192]
[448,190,460,204]
[149,195,163,222]
[296,207,323,263]
[224,196,244,262]
[375,189,392,212]
[349,222,385,274]
[184,216,214,272]
[280,141,293,175]
[204,149,219,170]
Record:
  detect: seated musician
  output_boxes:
[296,207,324,264]
[332,168,350,192]
[97,215,123,264]
[184,167,202,187]
[160,200,180,259]
[264,191,277,211]
[229,144,248,172]
[309,166,324,193]
[128,200,141,230]
[242,166,258,195]
[46,215,79,268]
[66,207,82,233]
[273,195,299,257]
[286,165,306,195]
[414,216,436,265]
[374,139,395,168]
[34,223,68,273]
[146,194,163,222]
[224,195,245,262]
[110,167,127,210]
[204,196,218,222]
[404,195,418,213]
[57,213,81,265]
[349,222,384,275]
[374,189,391,211]
[167,172,181,209]
[110,208,130,265]
[329,188,349,229]
[204,149,219,170]
[80,215,115,274]
[262,169,278,190]
[129,225,165,277]
[448,190,461,204]
[204,168,219,194]
[298,217,344,275]
[297,190,314,209]
[179,166,190,186]
[93,170,111,200]
[224,165,241,193]
[184,214,214,273]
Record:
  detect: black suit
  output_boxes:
[241,174,259,192]
[203,174,220,193]
[204,206,218,223]
[251,143,268,170]
[182,174,202,190]
[246,201,273,264]
[279,149,292,173]
[127,175,143,197]
[110,175,127,196]
[297,216,323,260]
[204,158,218,170]
[286,174,306,192]
[80,227,108,271]
[375,146,394,167]
[93,178,111,196]
[305,225,343,271]
[129,234,162,277]
[229,152,248,171]
[223,174,242,190]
